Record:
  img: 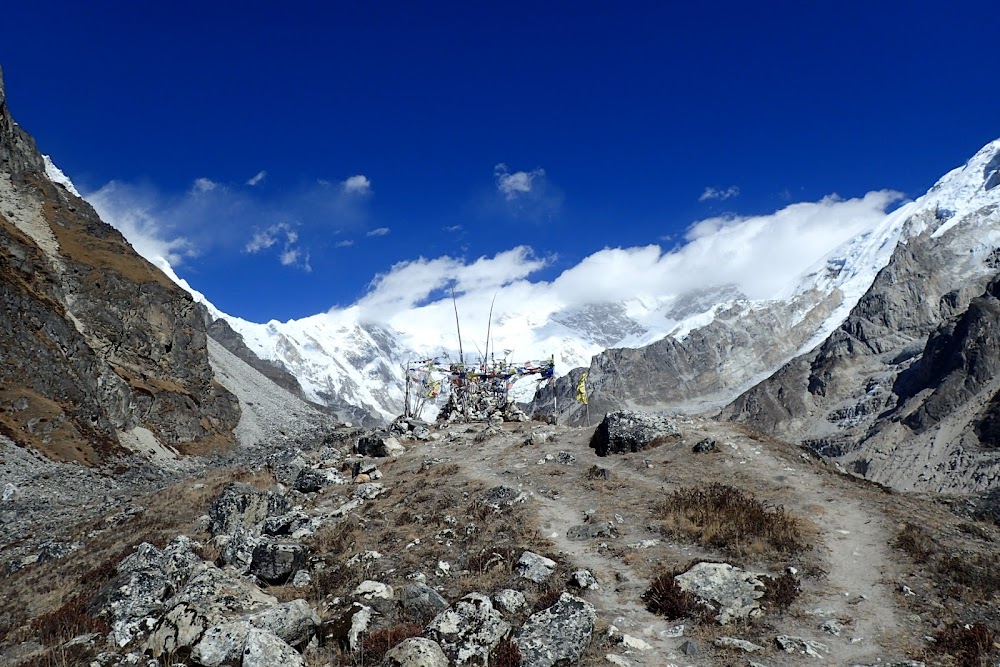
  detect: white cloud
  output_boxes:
[246,170,267,186]
[699,185,740,201]
[367,227,390,237]
[336,239,355,248]
[495,163,544,200]
[192,177,219,193]
[86,181,194,267]
[243,222,310,270]
[342,174,372,195]
[346,191,903,359]
[443,224,463,232]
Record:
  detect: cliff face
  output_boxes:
[0,67,239,464]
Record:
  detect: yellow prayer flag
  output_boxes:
[575,371,588,404]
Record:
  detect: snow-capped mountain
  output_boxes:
[162,141,996,425]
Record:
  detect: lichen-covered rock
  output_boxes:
[674,562,764,625]
[352,482,385,500]
[516,551,556,583]
[425,593,510,665]
[207,482,288,536]
[590,410,680,456]
[190,620,250,667]
[218,526,259,572]
[570,569,599,590]
[244,599,320,648]
[492,589,527,614]
[242,627,304,667]
[144,563,277,656]
[382,637,449,667]
[514,593,596,667]
[249,541,308,584]
[262,510,312,536]
[353,580,395,601]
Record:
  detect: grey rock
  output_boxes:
[399,582,449,622]
[514,592,596,667]
[590,410,680,456]
[293,467,347,493]
[775,634,828,658]
[262,510,312,536]
[692,438,717,453]
[569,569,599,590]
[476,485,526,513]
[244,598,320,648]
[425,593,511,665]
[208,482,288,536]
[714,636,764,652]
[242,627,304,667]
[352,482,385,500]
[190,620,250,667]
[250,541,308,584]
[492,589,527,614]
[219,527,259,572]
[566,523,613,540]
[324,602,374,652]
[679,638,699,656]
[674,562,764,625]
[382,637,449,667]
[357,433,404,458]
[516,551,557,583]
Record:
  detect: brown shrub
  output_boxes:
[642,570,704,620]
[29,594,110,645]
[355,623,422,665]
[761,571,801,611]
[894,523,934,563]
[893,524,1000,602]
[932,622,997,667]
[656,484,809,557]
[490,638,523,667]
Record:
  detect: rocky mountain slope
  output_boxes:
[0,66,246,464]
[725,139,1000,493]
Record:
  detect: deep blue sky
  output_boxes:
[3,1,998,321]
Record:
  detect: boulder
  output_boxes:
[218,526,259,572]
[492,589,527,614]
[262,511,312,536]
[692,438,717,453]
[382,636,449,667]
[674,562,764,625]
[242,627,304,667]
[144,564,277,657]
[250,541,308,584]
[324,602,374,652]
[514,593,596,667]
[352,482,386,500]
[570,570,599,590]
[293,467,347,493]
[190,620,250,667]
[352,580,395,601]
[357,434,404,458]
[208,482,288,536]
[399,583,449,622]
[425,593,511,665]
[353,460,383,479]
[589,410,680,456]
[244,599,320,648]
[516,551,556,583]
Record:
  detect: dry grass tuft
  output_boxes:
[28,594,110,645]
[894,523,1000,602]
[656,484,810,558]
[490,638,523,667]
[930,622,997,667]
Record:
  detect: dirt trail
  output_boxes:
[448,417,913,665]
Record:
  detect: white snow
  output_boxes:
[42,155,81,197]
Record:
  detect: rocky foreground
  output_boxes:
[2,406,999,667]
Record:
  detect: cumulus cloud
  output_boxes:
[699,185,740,201]
[192,177,219,193]
[342,174,372,195]
[492,163,563,221]
[367,227,390,237]
[246,170,267,186]
[243,222,310,271]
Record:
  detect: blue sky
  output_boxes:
[3,1,999,322]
